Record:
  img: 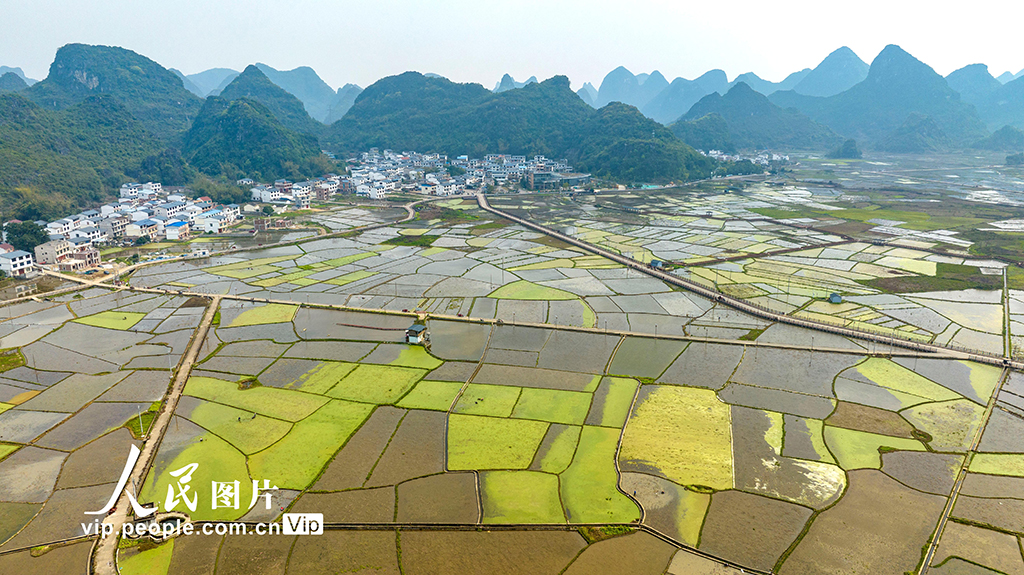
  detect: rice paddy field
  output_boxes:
[0,289,196,552]
[487,178,1024,357]
[6,155,1024,573]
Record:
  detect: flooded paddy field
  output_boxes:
[0,289,194,551]
[6,167,1024,573]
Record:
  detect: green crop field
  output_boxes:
[326,365,425,404]
[74,311,146,330]
[248,400,373,489]
[227,304,297,326]
[184,377,328,421]
[447,414,548,470]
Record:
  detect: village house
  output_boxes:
[0,250,34,277]
[34,239,73,265]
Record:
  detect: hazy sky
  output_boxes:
[3,0,1023,90]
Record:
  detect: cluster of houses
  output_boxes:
[0,149,594,280]
[704,150,789,166]
[349,149,591,198]
[0,182,245,277]
[247,174,345,208]
[244,150,589,205]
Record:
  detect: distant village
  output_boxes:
[0,149,590,280]
[704,149,790,165]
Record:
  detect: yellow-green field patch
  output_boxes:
[326,364,425,404]
[852,358,962,402]
[537,425,581,474]
[325,270,376,286]
[489,280,578,301]
[396,380,464,411]
[969,454,1024,477]
[561,425,640,523]
[823,426,926,470]
[512,388,592,425]
[619,386,733,490]
[290,362,357,394]
[390,346,443,369]
[184,377,328,421]
[119,539,173,575]
[447,414,548,470]
[184,400,293,455]
[454,384,522,417]
[74,311,146,330]
[248,399,373,489]
[481,470,565,523]
[227,304,297,327]
[140,431,250,522]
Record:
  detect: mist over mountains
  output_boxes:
[3,41,1024,218]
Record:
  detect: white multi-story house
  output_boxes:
[291,181,314,196]
[142,182,162,193]
[203,215,227,233]
[251,186,282,203]
[69,226,105,243]
[221,204,240,222]
[182,205,204,224]
[46,219,73,236]
[155,201,187,219]
[0,250,33,277]
[436,180,460,196]
[120,183,142,198]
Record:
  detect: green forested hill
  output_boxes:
[574,102,715,181]
[877,113,952,153]
[183,97,325,182]
[679,82,841,150]
[0,94,161,219]
[325,73,712,182]
[219,65,324,136]
[669,113,736,152]
[973,125,1024,151]
[22,44,203,141]
[0,72,28,93]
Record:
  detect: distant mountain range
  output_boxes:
[4,41,1024,218]
[769,45,988,150]
[0,66,38,86]
[494,74,537,93]
[576,82,597,107]
[943,64,1024,131]
[998,70,1024,84]
[584,47,870,126]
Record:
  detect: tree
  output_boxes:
[1008,153,1024,166]
[5,221,49,252]
[261,205,275,216]
[135,236,150,246]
